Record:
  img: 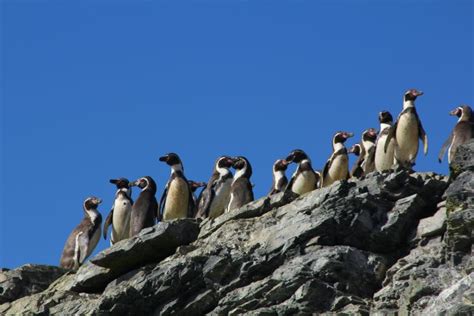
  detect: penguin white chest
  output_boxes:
[396,113,419,160]
[112,196,132,242]
[292,170,316,195]
[329,155,349,179]
[209,179,232,219]
[163,178,190,220]
[375,134,395,172]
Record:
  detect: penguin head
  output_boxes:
[216,156,234,169]
[349,144,362,156]
[362,128,378,143]
[285,149,308,164]
[450,105,472,121]
[83,196,102,210]
[378,111,393,124]
[273,159,289,172]
[333,131,354,144]
[109,178,130,189]
[159,153,184,172]
[188,180,206,192]
[231,156,252,178]
[404,89,423,102]
[130,176,156,192]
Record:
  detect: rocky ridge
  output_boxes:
[1,141,473,315]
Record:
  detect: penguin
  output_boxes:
[103,178,133,245]
[60,196,102,270]
[268,159,289,196]
[360,128,378,174]
[129,176,158,237]
[349,143,365,178]
[196,156,234,219]
[321,131,354,187]
[375,111,396,172]
[159,153,194,220]
[386,89,428,169]
[438,105,474,164]
[226,156,254,212]
[188,180,206,218]
[285,149,319,195]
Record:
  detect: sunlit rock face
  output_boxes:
[1,141,473,315]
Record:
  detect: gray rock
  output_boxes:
[0,264,67,304]
[3,142,473,315]
[70,219,200,293]
[416,206,447,238]
[449,139,474,179]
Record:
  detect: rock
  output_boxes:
[449,139,474,179]
[0,264,67,304]
[2,139,473,315]
[69,219,200,293]
[416,206,447,238]
[422,272,474,315]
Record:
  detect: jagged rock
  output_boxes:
[416,203,447,238]
[449,139,474,179]
[2,142,473,315]
[372,141,474,315]
[0,264,67,304]
[68,219,200,293]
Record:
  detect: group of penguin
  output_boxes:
[60,89,473,270]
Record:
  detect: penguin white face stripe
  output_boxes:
[140,177,150,191]
[380,122,392,131]
[333,142,345,151]
[216,159,231,176]
[171,163,184,174]
[234,167,247,180]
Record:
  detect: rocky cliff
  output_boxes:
[1,141,473,315]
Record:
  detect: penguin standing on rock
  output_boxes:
[60,197,102,270]
[386,89,428,169]
[103,178,133,245]
[322,131,354,187]
[196,156,234,219]
[375,111,396,172]
[188,180,206,218]
[438,105,474,164]
[268,159,289,196]
[227,156,254,212]
[285,149,319,195]
[360,128,378,174]
[349,143,365,178]
[159,153,194,220]
[129,176,158,237]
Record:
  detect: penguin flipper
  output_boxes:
[438,133,453,163]
[384,124,397,153]
[159,183,169,220]
[418,121,428,155]
[322,158,332,184]
[103,209,113,240]
[187,182,196,218]
[285,175,296,192]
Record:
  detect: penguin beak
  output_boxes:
[159,155,168,162]
[109,179,118,184]
[450,108,461,116]
[281,159,290,166]
[129,180,138,187]
[285,154,294,163]
[412,90,423,97]
[96,198,102,204]
[345,132,354,139]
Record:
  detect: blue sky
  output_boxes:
[1,1,472,268]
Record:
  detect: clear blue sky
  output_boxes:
[1,1,472,269]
